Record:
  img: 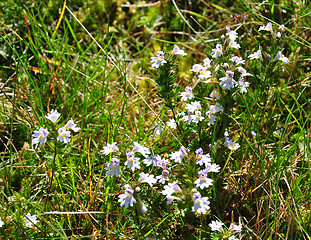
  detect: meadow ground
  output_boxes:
[0,0,311,239]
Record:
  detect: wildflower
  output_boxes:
[209,104,223,114]
[157,157,169,169]
[166,195,181,205]
[191,110,204,123]
[150,51,167,68]
[212,44,223,58]
[25,213,38,228]
[248,49,262,60]
[185,101,201,113]
[229,236,239,240]
[154,122,163,138]
[205,163,221,173]
[169,146,188,163]
[190,64,204,73]
[192,191,210,214]
[32,127,49,145]
[228,41,241,49]
[57,127,71,143]
[210,90,220,100]
[225,138,240,150]
[209,220,224,231]
[206,112,218,126]
[238,77,250,93]
[167,119,177,129]
[195,148,211,166]
[137,197,148,214]
[230,56,245,65]
[203,57,212,68]
[180,86,194,101]
[0,219,4,228]
[219,71,237,90]
[138,172,157,187]
[118,187,136,208]
[46,109,61,123]
[198,68,212,82]
[64,118,80,132]
[236,66,253,77]
[156,169,170,184]
[162,181,182,196]
[259,22,273,32]
[194,170,214,189]
[275,51,289,63]
[132,142,150,157]
[229,222,243,232]
[105,158,122,177]
[171,44,187,56]
[226,27,238,41]
[125,151,140,171]
[101,142,119,155]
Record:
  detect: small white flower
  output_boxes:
[198,68,212,82]
[205,163,221,173]
[275,51,289,63]
[209,220,224,231]
[167,119,177,129]
[210,90,220,100]
[156,169,170,184]
[118,188,136,208]
[192,191,210,214]
[125,151,140,171]
[190,64,204,73]
[194,170,213,189]
[57,127,71,143]
[46,109,61,123]
[162,181,181,196]
[248,49,262,60]
[166,195,181,205]
[169,146,188,163]
[150,51,167,68]
[230,56,245,65]
[229,236,239,240]
[238,77,250,93]
[229,222,243,232]
[138,197,148,214]
[226,27,238,41]
[172,44,187,56]
[219,71,237,90]
[185,101,201,113]
[101,142,119,155]
[64,118,80,132]
[203,57,212,68]
[228,41,241,49]
[105,158,122,177]
[259,22,273,32]
[190,110,204,123]
[138,172,157,187]
[0,219,4,228]
[180,86,194,101]
[236,66,253,77]
[25,213,38,228]
[225,138,240,150]
[209,104,223,114]
[32,127,49,145]
[132,142,150,157]
[212,44,223,58]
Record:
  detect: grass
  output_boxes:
[0,0,311,239]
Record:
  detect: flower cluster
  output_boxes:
[32,109,79,146]
[209,220,243,239]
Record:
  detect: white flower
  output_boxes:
[25,213,38,228]
[236,66,253,77]
[156,169,170,184]
[169,146,188,163]
[229,222,243,232]
[180,86,194,101]
[118,188,136,208]
[138,172,157,187]
[203,57,212,68]
[166,195,181,205]
[210,90,220,100]
[259,22,273,32]
[125,151,140,171]
[190,64,204,73]
[192,191,210,214]
[225,138,240,150]
[228,41,241,49]
[46,109,61,123]
[32,127,49,145]
[229,236,239,240]
[150,51,167,68]
[138,197,148,214]
[226,27,238,41]
[248,49,262,60]
[238,77,250,93]
[205,163,221,173]
[219,71,237,90]
[57,127,71,143]
[167,119,177,129]
[230,56,245,65]
[191,111,204,124]
[132,142,150,157]
[101,142,119,155]
[195,148,211,166]
[64,118,80,132]
[275,51,289,63]
[154,122,163,138]
[0,219,4,228]
[185,101,201,113]
[172,44,187,56]
[162,181,181,196]
[198,68,212,82]
[105,158,122,177]
[209,220,224,231]
[209,104,223,114]
[194,170,214,189]
[212,44,223,58]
